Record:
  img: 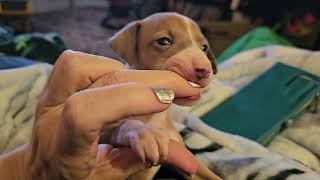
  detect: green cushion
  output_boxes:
[216,27,293,64]
[202,63,320,145]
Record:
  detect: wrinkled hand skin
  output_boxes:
[0,50,216,180]
[24,50,173,180]
[112,120,170,166]
[26,51,130,180]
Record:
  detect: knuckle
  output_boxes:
[62,96,81,129]
[56,50,86,81]
[101,71,127,85]
[58,50,73,60]
[57,50,78,68]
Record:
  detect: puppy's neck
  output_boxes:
[124,63,137,69]
[124,63,145,70]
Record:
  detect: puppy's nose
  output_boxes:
[195,68,210,80]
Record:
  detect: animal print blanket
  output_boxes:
[1,45,320,179]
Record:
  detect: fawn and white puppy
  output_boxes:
[108,12,220,180]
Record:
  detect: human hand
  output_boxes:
[25,50,201,180]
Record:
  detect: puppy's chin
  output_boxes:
[174,94,201,106]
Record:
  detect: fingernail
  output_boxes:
[188,81,202,88]
[152,88,175,104]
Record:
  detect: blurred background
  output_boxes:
[0,0,319,64]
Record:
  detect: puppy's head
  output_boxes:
[109,12,217,104]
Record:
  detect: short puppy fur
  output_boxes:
[108,12,220,180]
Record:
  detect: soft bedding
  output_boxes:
[0,63,52,153]
[176,45,320,179]
[1,45,320,179]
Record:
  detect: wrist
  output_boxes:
[0,144,31,180]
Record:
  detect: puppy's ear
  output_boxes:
[207,47,217,74]
[108,21,141,66]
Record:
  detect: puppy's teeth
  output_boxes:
[188,81,202,88]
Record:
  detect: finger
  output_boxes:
[41,50,124,108]
[90,70,201,99]
[61,83,171,142]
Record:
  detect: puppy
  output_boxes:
[108,12,219,180]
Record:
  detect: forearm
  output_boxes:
[0,144,30,180]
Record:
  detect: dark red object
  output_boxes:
[287,22,299,34]
[112,0,129,6]
[304,13,316,24]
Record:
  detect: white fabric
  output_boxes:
[0,64,52,153]
[178,45,320,172]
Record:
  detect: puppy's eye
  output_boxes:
[156,37,172,46]
[201,44,209,52]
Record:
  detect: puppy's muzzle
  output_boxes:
[194,68,210,80]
